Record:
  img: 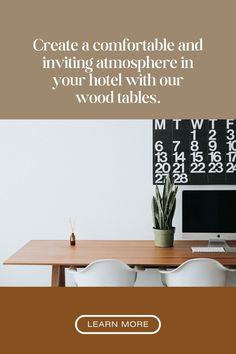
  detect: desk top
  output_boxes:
[4,240,236,267]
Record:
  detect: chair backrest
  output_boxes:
[73,259,137,287]
[159,258,229,287]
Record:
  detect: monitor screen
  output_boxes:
[182,190,236,235]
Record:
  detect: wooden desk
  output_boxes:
[4,240,236,286]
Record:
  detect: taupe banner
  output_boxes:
[1,0,235,118]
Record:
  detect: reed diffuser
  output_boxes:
[69,217,77,246]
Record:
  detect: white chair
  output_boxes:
[70,259,137,287]
[159,258,236,287]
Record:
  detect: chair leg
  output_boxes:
[134,265,145,271]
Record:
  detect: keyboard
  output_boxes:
[191,247,225,253]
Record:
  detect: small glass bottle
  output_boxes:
[70,232,76,246]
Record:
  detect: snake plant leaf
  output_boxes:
[165,187,178,228]
[152,196,160,229]
[162,175,170,206]
[152,175,178,230]
[162,176,168,210]
[155,184,162,204]
[163,175,174,215]
[154,185,165,229]
[168,199,176,227]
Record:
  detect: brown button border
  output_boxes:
[75,315,161,335]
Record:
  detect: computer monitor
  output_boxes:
[182,190,236,240]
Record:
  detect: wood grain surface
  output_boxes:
[4,240,236,267]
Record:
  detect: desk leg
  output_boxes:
[51,265,65,287]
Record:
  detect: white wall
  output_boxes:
[0,120,235,286]
[0,120,154,286]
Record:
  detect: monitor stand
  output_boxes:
[208,239,236,253]
[208,239,227,248]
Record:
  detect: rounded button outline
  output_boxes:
[75,314,161,335]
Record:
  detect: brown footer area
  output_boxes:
[0,287,235,353]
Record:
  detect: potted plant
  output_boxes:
[152,175,178,247]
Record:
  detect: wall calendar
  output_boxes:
[153,119,236,184]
